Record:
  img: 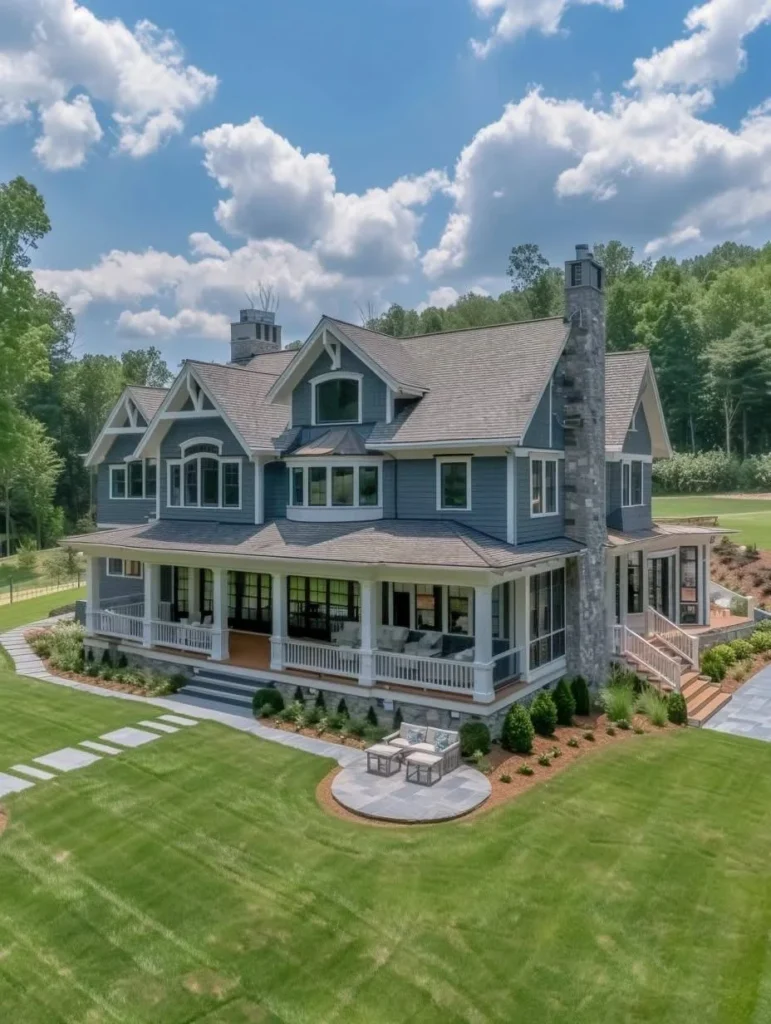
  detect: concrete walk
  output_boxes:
[705,664,771,743]
[1,619,361,768]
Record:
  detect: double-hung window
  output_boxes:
[622,459,644,507]
[167,441,241,509]
[109,460,157,500]
[436,458,471,511]
[531,457,558,516]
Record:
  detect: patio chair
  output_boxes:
[404,630,443,658]
[377,625,410,653]
[383,723,461,774]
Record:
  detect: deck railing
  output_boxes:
[374,650,475,692]
[646,607,700,667]
[612,625,682,693]
[150,620,213,654]
[87,608,144,642]
[283,638,361,678]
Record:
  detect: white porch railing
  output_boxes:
[374,650,475,692]
[646,607,700,668]
[87,609,144,642]
[107,601,144,619]
[612,625,682,693]
[151,620,213,654]
[283,638,361,678]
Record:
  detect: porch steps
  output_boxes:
[177,671,263,712]
[620,646,733,728]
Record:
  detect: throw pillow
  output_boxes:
[406,726,426,745]
[433,730,451,752]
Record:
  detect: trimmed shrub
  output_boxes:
[729,638,753,661]
[314,690,326,710]
[336,697,349,717]
[600,680,637,723]
[101,649,112,667]
[529,691,557,737]
[253,687,285,716]
[553,678,576,726]
[755,617,771,632]
[667,691,688,726]
[701,648,728,683]
[392,706,403,730]
[570,676,591,716]
[537,754,552,767]
[293,685,305,704]
[750,630,771,653]
[305,707,321,726]
[711,644,736,667]
[499,774,512,784]
[366,706,378,727]
[117,652,128,669]
[566,737,580,748]
[460,721,491,757]
[501,705,533,754]
[516,764,534,777]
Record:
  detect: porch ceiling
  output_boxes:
[65,518,583,572]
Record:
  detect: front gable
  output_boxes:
[291,344,388,429]
[622,402,651,455]
[84,389,148,467]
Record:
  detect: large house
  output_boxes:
[70,244,720,731]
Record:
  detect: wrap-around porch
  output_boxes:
[85,559,568,703]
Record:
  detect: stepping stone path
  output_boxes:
[138,720,178,734]
[100,727,163,748]
[11,765,56,781]
[0,772,34,798]
[157,715,198,727]
[35,748,101,772]
[80,741,122,756]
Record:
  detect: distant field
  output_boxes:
[652,495,771,548]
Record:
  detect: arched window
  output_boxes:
[167,438,241,509]
[311,373,362,425]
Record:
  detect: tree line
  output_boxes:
[366,239,771,459]
[0,177,173,555]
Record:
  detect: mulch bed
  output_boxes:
[262,717,369,750]
[316,713,679,826]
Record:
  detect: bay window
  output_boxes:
[290,462,381,511]
[109,460,157,500]
[529,567,566,669]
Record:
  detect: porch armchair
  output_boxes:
[333,620,361,648]
[452,646,475,663]
[404,630,443,658]
[383,723,461,774]
[377,625,410,653]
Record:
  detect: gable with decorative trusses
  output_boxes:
[84,386,166,467]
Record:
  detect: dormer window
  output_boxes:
[167,437,241,510]
[311,372,362,425]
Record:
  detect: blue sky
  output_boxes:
[2,0,771,364]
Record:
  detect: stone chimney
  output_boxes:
[560,243,608,684]
[230,308,282,365]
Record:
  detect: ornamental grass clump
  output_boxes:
[529,691,557,737]
[501,704,534,754]
[636,686,669,728]
[553,678,576,726]
[599,678,636,723]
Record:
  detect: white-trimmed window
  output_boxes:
[106,558,143,579]
[109,460,157,500]
[436,457,471,511]
[531,457,558,516]
[622,459,644,507]
[166,439,242,509]
[289,462,380,509]
[311,372,362,425]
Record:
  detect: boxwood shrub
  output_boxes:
[460,721,491,757]
[553,678,576,726]
[570,676,591,716]
[501,704,534,754]
[529,691,558,737]
[667,691,688,726]
[252,687,285,717]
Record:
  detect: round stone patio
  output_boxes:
[331,754,491,823]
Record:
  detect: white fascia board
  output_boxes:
[83,389,140,467]
[368,436,519,451]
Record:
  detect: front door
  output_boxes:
[648,556,674,619]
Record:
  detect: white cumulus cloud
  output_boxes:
[117,308,231,340]
[471,0,624,56]
[0,0,217,168]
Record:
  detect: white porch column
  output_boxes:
[514,575,530,682]
[270,572,286,670]
[85,555,101,636]
[143,562,160,648]
[701,544,710,626]
[359,579,377,687]
[473,584,495,703]
[210,567,229,661]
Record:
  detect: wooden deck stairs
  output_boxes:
[618,631,732,728]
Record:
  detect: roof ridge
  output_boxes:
[606,348,649,359]
[188,358,285,379]
[127,384,169,392]
[401,315,565,340]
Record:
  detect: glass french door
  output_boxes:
[287,576,360,642]
[647,555,675,620]
[228,571,271,633]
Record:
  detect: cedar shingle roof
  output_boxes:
[328,319,430,391]
[607,523,720,547]
[126,386,168,423]
[605,350,649,450]
[368,318,570,445]
[243,350,297,374]
[189,362,289,451]
[67,519,584,571]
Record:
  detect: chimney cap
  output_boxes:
[575,243,593,260]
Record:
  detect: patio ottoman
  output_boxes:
[405,751,443,787]
[366,744,404,777]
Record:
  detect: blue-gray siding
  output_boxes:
[395,457,507,541]
[622,404,652,455]
[98,557,145,606]
[264,461,288,520]
[291,346,387,428]
[606,460,652,531]
[515,456,566,543]
[160,417,253,524]
[522,373,564,450]
[97,434,155,526]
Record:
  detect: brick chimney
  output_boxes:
[560,243,608,684]
[230,308,282,366]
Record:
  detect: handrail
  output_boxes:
[646,606,700,668]
[613,624,682,693]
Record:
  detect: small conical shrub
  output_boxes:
[570,676,591,717]
[553,678,576,727]
[366,706,378,726]
[117,652,128,669]
[392,706,403,730]
[293,685,304,704]
[337,697,349,717]
[101,648,112,667]
[667,691,688,726]
[501,704,534,754]
[529,691,557,737]
[315,690,326,709]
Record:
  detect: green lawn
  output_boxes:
[0,585,85,632]
[653,494,771,547]
[4,672,771,1021]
